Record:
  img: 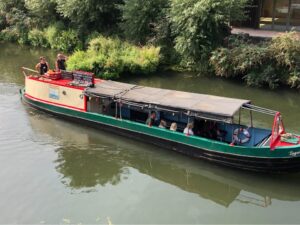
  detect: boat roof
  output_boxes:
[84,80,251,121]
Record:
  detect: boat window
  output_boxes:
[130,109,148,123]
[87,97,115,116]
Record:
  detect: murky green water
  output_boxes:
[1,42,300,224]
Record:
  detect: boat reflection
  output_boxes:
[27,108,300,208]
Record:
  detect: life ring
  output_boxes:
[233,128,251,144]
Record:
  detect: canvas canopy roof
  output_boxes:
[84,80,251,122]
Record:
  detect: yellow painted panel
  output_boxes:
[25,77,85,110]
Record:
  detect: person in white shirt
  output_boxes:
[184,122,194,136]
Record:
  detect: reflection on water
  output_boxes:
[28,109,300,209]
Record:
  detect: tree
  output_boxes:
[0,0,28,28]
[170,0,248,68]
[120,0,169,45]
[54,0,123,34]
[24,0,59,26]
[0,0,31,43]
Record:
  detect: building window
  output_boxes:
[260,0,300,30]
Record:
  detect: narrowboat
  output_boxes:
[20,68,300,173]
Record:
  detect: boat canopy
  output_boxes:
[84,80,251,123]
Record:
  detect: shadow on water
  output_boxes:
[26,107,300,209]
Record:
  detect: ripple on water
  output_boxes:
[0,83,21,96]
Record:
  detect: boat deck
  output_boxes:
[26,76,103,90]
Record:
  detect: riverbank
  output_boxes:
[1,31,300,90]
[1,0,299,89]
[2,30,300,89]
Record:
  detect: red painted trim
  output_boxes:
[27,77,85,90]
[25,93,86,112]
[84,95,87,112]
[270,112,285,150]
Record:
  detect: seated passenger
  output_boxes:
[184,123,194,136]
[159,120,167,129]
[146,112,157,127]
[170,122,177,131]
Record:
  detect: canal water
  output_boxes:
[1,42,300,224]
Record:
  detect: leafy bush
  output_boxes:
[243,65,280,89]
[0,13,6,30]
[170,0,248,70]
[28,28,49,47]
[269,32,300,69]
[44,25,59,48]
[55,29,82,52]
[0,28,19,42]
[55,0,122,34]
[210,32,300,89]
[120,0,169,44]
[44,24,81,52]
[67,36,161,79]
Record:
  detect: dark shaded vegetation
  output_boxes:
[210,32,300,89]
[1,0,299,88]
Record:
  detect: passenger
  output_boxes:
[159,120,167,129]
[35,56,49,75]
[184,122,194,136]
[55,53,68,71]
[170,122,177,131]
[146,112,157,127]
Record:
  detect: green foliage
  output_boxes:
[0,13,6,30]
[120,0,169,44]
[269,32,300,70]
[55,29,82,52]
[24,0,58,26]
[1,0,299,90]
[287,70,300,89]
[270,32,300,89]
[55,0,122,34]
[44,24,81,52]
[210,32,300,89]
[0,28,19,42]
[0,0,32,44]
[120,0,177,65]
[170,0,248,69]
[243,65,280,89]
[67,36,161,79]
[28,28,49,47]
[44,24,59,48]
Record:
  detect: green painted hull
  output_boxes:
[20,89,300,172]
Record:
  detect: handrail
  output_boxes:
[21,67,40,77]
[242,103,278,116]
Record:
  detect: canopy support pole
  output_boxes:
[238,109,241,126]
[119,100,122,120]
[115,102,118,119]
[250,110,253,127]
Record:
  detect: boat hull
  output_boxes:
[21,90,300,173]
